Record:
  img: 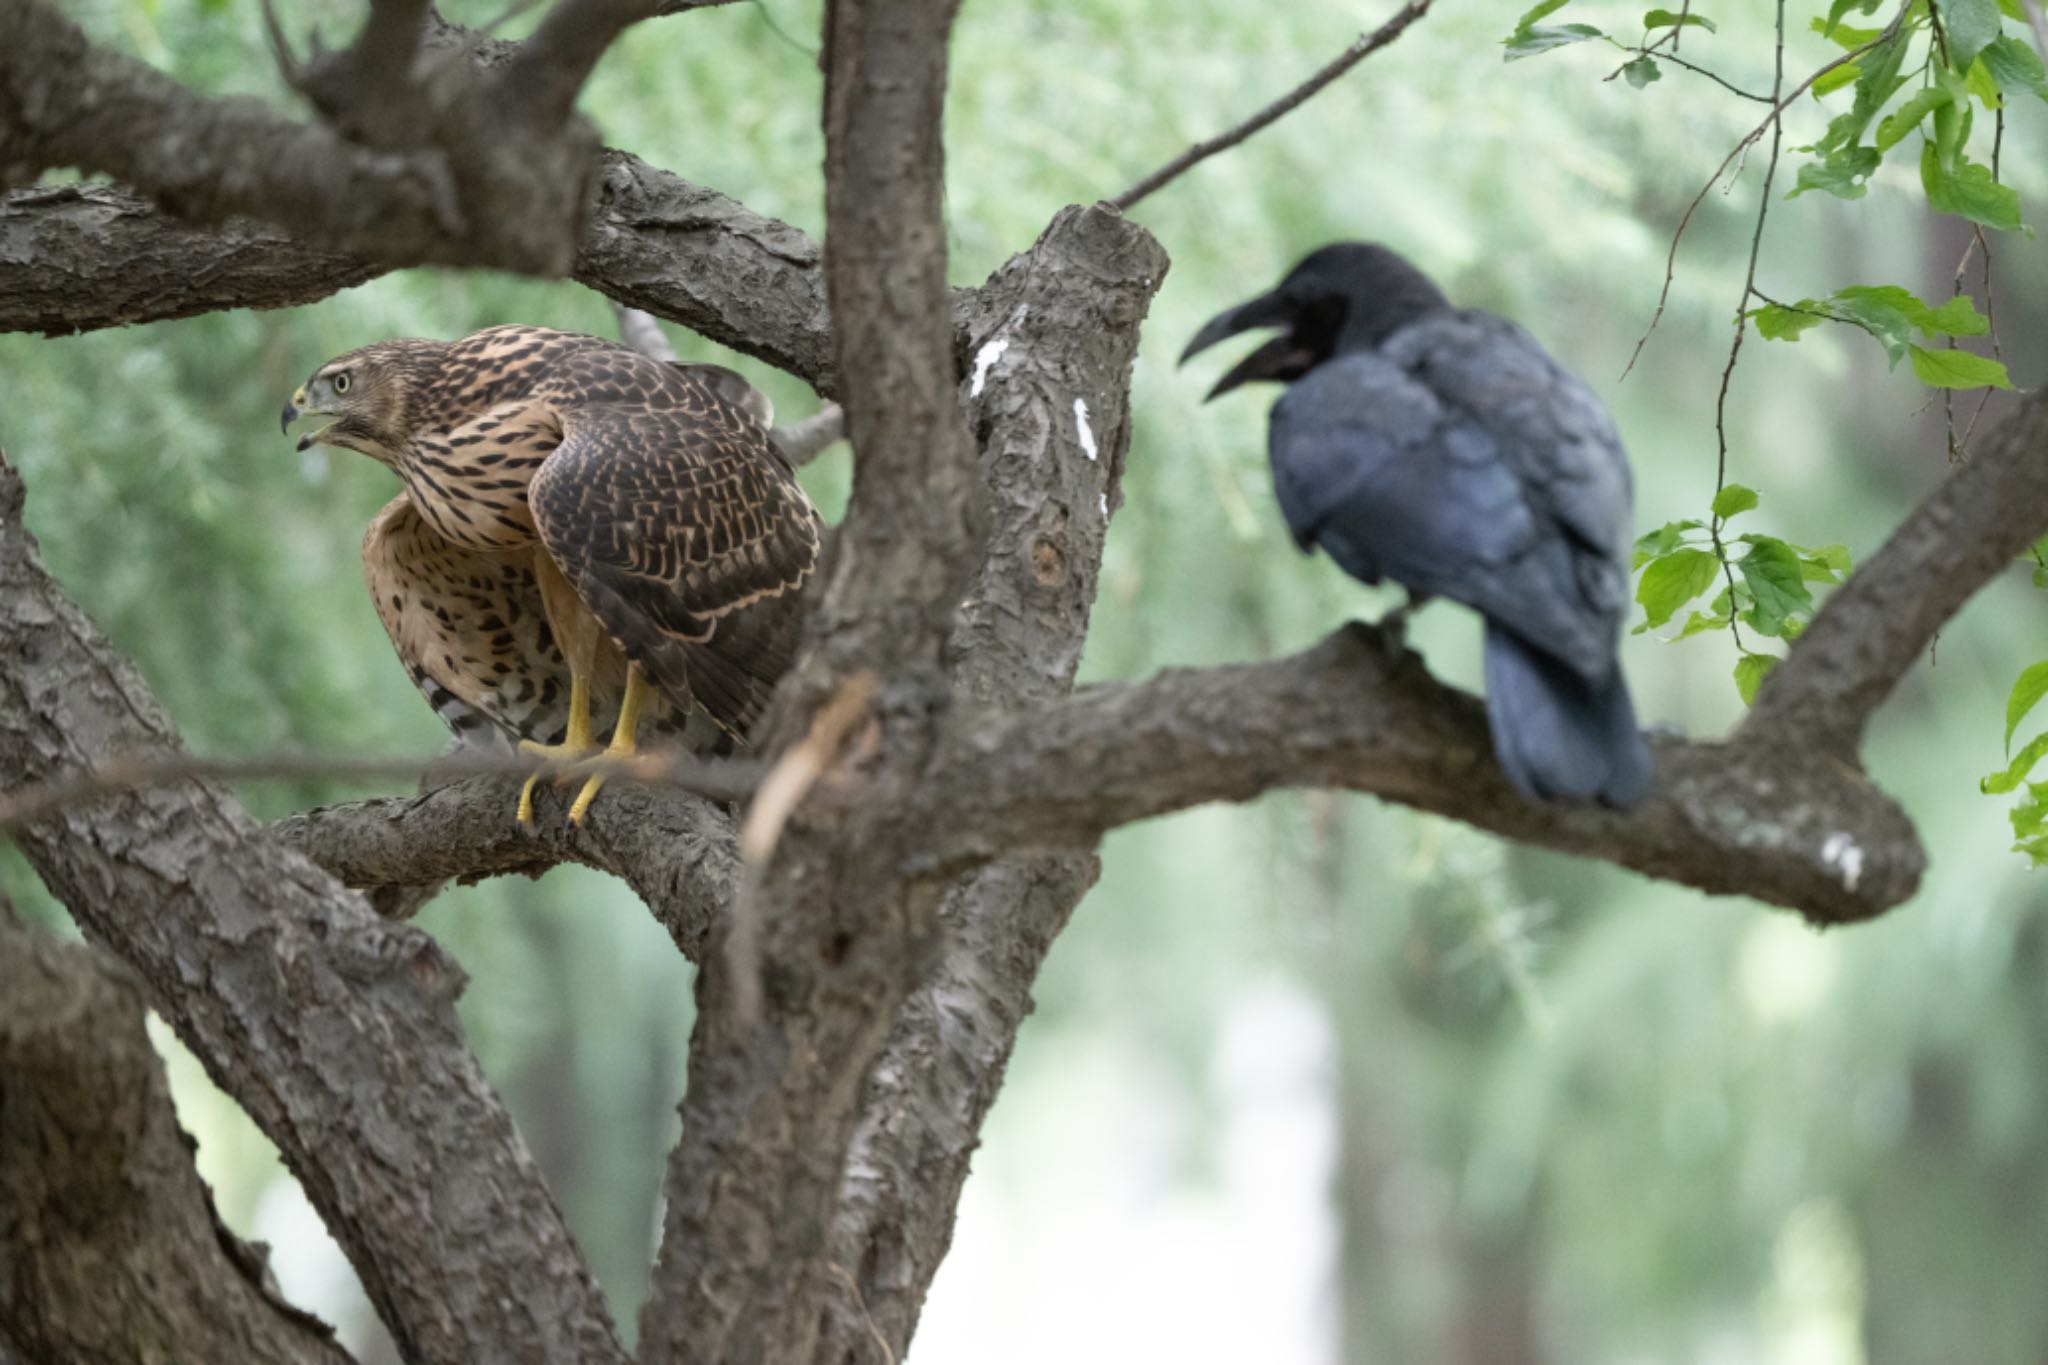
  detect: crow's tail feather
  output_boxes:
[1481,623,1652,809]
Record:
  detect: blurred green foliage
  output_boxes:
[4,1,2048,1361]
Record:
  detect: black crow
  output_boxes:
[1183,243,1652,808]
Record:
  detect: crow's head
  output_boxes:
[1182,243,1450,400]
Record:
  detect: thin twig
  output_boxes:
[1954,109,2006,461]
[774,404,846,466]
[825,1264,896,1365]
[0,748,764,831]
[1622,14,1902,379]
[611,300,678,362]
[725,674,879,1027]
[1603,39,1771,102]
[1108,0,1435,212]
[1706,0,1790,653]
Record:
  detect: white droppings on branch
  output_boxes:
[1074,398,1098,461]
[1820,831,1864,893]
[969,337,1009,397]
[1098,492,1109,518]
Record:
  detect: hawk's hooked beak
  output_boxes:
[1181,289,1308,401]
[281,386,328,452]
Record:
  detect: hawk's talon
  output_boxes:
[516,735,598,826]
[567,666,650,826]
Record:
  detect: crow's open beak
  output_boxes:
[1181,290,1304,400]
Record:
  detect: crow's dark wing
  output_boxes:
[528,373,821,742]
[1270,311,1631,684]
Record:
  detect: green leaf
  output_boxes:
[1676,608,1732,638]
[1908,344,2014,388]
[1504,22,1604,58]
[1810,28,1912,147]
[1791,145,1881,199]
[1514,0,1572,24]
[1737,536,1812,636]
[1751,303,1828,340]
[1933,0,2003,71]
[1623,56,1663,88]
[1931,69,1973,170]
[1917,293,1992,336]
[2004,662,2048,751]
[1921,143,2024,229]
[1822,0,1885,35]
[1983,34,2048,99]
[1644,8,1716,31]
[1631,519,1702,567]
[1875,84,1954,150]
[1711,484,1760,519]
[1827,285,1920,364]
[1812,15,1885,47]
[1983,730,2048,793]
[1798,544,1855,583]
[1636,547,1721,629]
[1966,54,2004,105]
[1734,653,1778,706]
[2007,780,2048,839]
[1811,61,1866,95]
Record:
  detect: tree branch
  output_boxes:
[912,626,1919,924]
[637,3,981,1359]
[0,899,358,1365]
[807,0,980,678]
[0,0,605,274]
[0,185,384,336]
[498,0,662,127]
[1743,386,2048,756]
[272,777,738,961]
[1109,0,1436,211]
[815,203,1167,1358]
[0,450,627,1365]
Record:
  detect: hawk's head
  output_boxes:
[281,339,448,463]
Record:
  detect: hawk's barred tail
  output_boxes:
[1481,623,1652,810]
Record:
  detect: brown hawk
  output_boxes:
[281,324,822,823]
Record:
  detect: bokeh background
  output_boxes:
[5,1,2048,1360]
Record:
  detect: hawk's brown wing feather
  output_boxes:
[528,384,821,742]
[363,495,696,749]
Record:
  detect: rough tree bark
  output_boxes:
[3,0,2045,1362]
[0,899,357,1365]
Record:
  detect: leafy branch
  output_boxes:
[1506,0,2046,861]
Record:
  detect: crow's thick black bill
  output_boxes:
[1203,333,1321,401]
[1184,291,1312,399]
[1181,289,1292,366]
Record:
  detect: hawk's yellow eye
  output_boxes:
[334,372,352,394]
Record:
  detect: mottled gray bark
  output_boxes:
[0,456,627,1365]
[0,900,359,1365]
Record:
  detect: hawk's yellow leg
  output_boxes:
[567,666,649,825]
[517,672,596,826]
